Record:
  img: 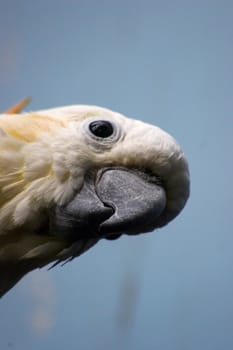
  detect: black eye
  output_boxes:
[89,120,114,138]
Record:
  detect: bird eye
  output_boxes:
[89,120,114,138]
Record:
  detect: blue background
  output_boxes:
[0,1,232,349]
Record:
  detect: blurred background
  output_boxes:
[0,1,233,349]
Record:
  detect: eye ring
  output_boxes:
[82,117,123,151]
[89,120,114,138]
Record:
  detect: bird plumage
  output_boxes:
[0,103,190,297]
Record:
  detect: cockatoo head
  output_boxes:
[24,105,190,242]
[0,104,190,295]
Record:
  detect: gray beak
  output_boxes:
[97,168,166,238]
[50,168,166,240]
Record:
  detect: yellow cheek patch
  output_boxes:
[1,97,68,141]
[0,113,68,142]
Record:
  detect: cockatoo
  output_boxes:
[0,99,190,297]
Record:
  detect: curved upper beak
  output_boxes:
[50,168,166,240]
[96,168,166,237]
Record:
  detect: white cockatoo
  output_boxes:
[0,99,190,297]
